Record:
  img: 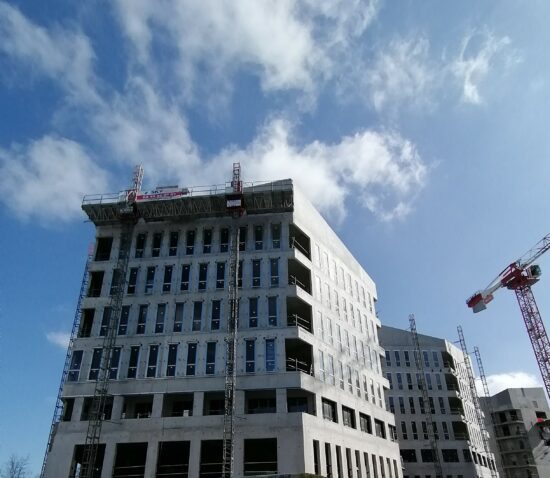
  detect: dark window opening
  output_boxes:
[286,296,312,333]
[198,263,208,290]
[62,398,75,421]
[135,233,146,258]
[99,307,111,337]
[216,262,225,289]
[162,393,193,417]
[95,237,113,261]
[289,223,311,259]
[203,228,212,253]
[285,338,313,375]
[157,441,190,478]
[254,225,263,250]
[69,444,105,478]
[271,223,281,249]
[79,309,95,338]
[67,350,83,382]
[186,343,197,376]
[220,228,229,253]
[360,413,373,434]
[245,340,255,373]
[244,438,277,476]
[249,297,258,327]
[80,396,113,421]
[122,395,153,419]
[155,304,166,333]
[265,338,276,372]
[211,300,221,330]
[147,344,159,378]
[342,406,356,429]
[186,230,195,255]
[239,226,247,251]
[88,271,104,297]
[127,346,140,378]
[127,267,138,294]
[245,389,276,414]
[322,398,338,423]
[421,449,434,463]
[174,303,184,332]
[374,419,386,439]
[136,305,147,334]
[252,259,261,288]
[203,392,225,415]
[270,258,279,287]
[206,342,216,375]
[152,232,163,257]
[169,231,179,256]
[199,440,222,478]
[288,258,311,294]
[166,344,178,377]
[145,266,155,294]
[286,389,316,415]
[163,265,173,292]
[268,296,277,326]
[110,347,121,379]
[118,306,130,336]
[181,264,190,291]
[442,449,459,463]
[325,444,333,478]
[192,301,203,331]
[401,449,417,463]
[113,443,147,478]
[88,348,102,380]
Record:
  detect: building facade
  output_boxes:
[379,325,499,478]
[481,387,550,478]
[43,180,401,478]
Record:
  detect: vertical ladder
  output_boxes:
[80,221,135,478]
[457,327,497,478]
[409,314,443,478]
[473,346,499,477]
[222,226,240,478]
[40,248,93,478]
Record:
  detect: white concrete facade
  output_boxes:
[481,387,550,478]
[379,325,499,478]
[43,182,401,478]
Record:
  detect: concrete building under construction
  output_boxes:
[379,325,500,478]
[41,167,402,477]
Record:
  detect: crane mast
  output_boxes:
[467,233,550,399]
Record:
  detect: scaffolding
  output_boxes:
[409,314,443,478]
[222,163,244,478]
[457,327,497,478]
[40,248,93,478]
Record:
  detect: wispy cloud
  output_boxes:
[46,331,70,350]
[451,30,516,105]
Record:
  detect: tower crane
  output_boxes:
[466,233,550,398]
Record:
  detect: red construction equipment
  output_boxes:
[467,233,550,398]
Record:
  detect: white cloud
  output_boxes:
[364,37,436,113]
[482,372,541,396]
[46,331,70,349]
[451,31,513,105]
[0,2,98,103]
[0,136,109,223]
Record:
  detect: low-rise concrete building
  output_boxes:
[43,179,402,477]
[481,387,550,478]
[379,325,499,478]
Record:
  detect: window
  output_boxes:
[409,397,416,414]
[169,231,179,256]
[174,303,184,332]
[326,355,335,385]
[411,421,418,440]
[462,449,472,462]
[145,266,155,293]
[185,230,195,255]
[404,350,410,366]
[360,413,372,433]
[399,397,406,414]
[180,264,190,291]
[252,259,261,288]
[396,373,403,390]
[442,422,450,439]
[100,307,111,337]
[137,305,147,334]
[271,223,281,248]
[216,262,225,289]
[203,228,212,253]
[186,343,197,375]
[322,398,338,422]
[268,296,277,326]
[155,304,166,333]
[426,373,433,390]
[88,271,104,297]
[163,265,172,292]
[135,233,146,258]
[239,226,247,251]
[421,449,434,463]
[442,449,459,463]
[394,350,401,366]
[432,351,440,368]
[79,309,94,338]
[127,346,140,378]
[265,339,276,372]
[401,449,417,463]
[127,268,138,294]
[206,342,216,375]
[110,269,121,295]
[238,260,243,288]
[220,228,229,253]
[192,301,202,331]
[342,406,356,428]
[318,351,325,381]
[374,419,386,438]
[211,300,221,330]
[166,344,178,377]
[245,340,255,373]
[152,232,162,257]
[385,351,391,367]
[147,344,159,377]
[338,361,345,390]
[400,421,408,439]
[313,441,320,476]
[429,397,436,414]
[110,347,121,379]
[406,373,413,390]
[346,448,353,478]
[88,348,102,380]
[270,258,279,286]
[249,298,258,327]
[254,225,263,250]
[95,236,113,261]
[198,263,208,290]
[423,351,430,368]
[422,421,428,440]
[438,396,446,414]
[419,397,426,414]
[118,305,130,335]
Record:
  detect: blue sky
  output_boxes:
[1,0,549,473]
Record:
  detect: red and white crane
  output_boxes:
[467,233,550,398]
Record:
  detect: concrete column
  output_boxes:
[235,389,245,415]
[152,393,163,418]
[111,395,124,420]
[144,440,158,477]
[276,388,286,413]
[73,397,85,421]
[100,442,116,478]
[188,438,200,477]
[193,391,204,417]
[233,435,244,477]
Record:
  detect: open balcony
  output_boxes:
[288,259,311,295]
[285,338,313,375]
[286,296,313,333]
[289,224,311,260]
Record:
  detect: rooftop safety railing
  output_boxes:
[82,179,293,206]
